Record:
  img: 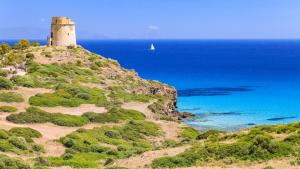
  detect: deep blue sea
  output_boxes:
[4,40,300,130]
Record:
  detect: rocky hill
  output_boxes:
[0,40,299,169]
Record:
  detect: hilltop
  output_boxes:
[0,40,299,169]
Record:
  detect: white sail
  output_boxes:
[150,43,155,50]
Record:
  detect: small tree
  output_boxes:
[14,39,30,49]
[31,42,40,47]
[25,53,34,60]
[0,43,11,54]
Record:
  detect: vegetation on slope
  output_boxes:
[29,83,108,107]
[152,122,300,168]
[7,106,146,127]
[40,120,161,168]
[0,127,43,154]
[0,91,24,103]
[6,107,89,127]
[0,154,31,169]
[83,107,145,123]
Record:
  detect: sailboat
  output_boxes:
[150,43,155,51]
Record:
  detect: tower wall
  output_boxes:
[49,17,76,47]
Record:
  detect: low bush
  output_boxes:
[6,107,89,127]
[0,77,13,89]
[254,122,300,134]
[0,106,18,112]
[83,107,145,123]
[0,154,30,169]
[8,137,28,150]
[11,75,44,88]
[29,84,108,107]
[0,69,8,77]
[108,86,153,103]
[179,127,200,140]
[0,92,24,103]
[196,129,225,140]
[9,127,42,142]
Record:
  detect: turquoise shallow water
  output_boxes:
[4,39,300,130]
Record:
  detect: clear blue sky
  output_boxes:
[1,0,300,39]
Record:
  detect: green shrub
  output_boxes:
[0,129,9,139]
[108,86,153,103]
[0,92,24,102]
[284,134,300,144]
[14,39,30,49]
[29,84,108,107]
[83,107,145,123]
[0,106,17,112]
[0,43,11,54]
[179,127,200,140]
[196,130,225,140]
[0,154,30,169]
[0,77,13,89]
[262,166,275,169]
[8,136,28,150]
[0,69,8,77]
[31,42,40,47]
[105,167,129,169]
[163,139,180,148]
[9,127,42,142]
[148,99,165,114]
[32,144,44,152]
[6,107,89,127]
[25,53,35,60]
[152,156,190,168]
[11,75,44,88]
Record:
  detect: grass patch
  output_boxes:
[6,107,89,127]
[0,106,18,112]
[29,84,108,107]
[83,107,145,123]
[179,127,200,140]
[0,92,24,103]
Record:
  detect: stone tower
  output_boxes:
[48,16,77,47]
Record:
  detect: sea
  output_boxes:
[3,39,300,131]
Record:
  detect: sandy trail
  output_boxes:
[40,104,107,115]
[121,101,154,118]
[114,145,191,168]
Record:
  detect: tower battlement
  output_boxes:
[48,16,77,47]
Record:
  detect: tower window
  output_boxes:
[51,32,53,38]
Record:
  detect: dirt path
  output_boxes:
[121,101,154,118]
[114,145,191,169]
